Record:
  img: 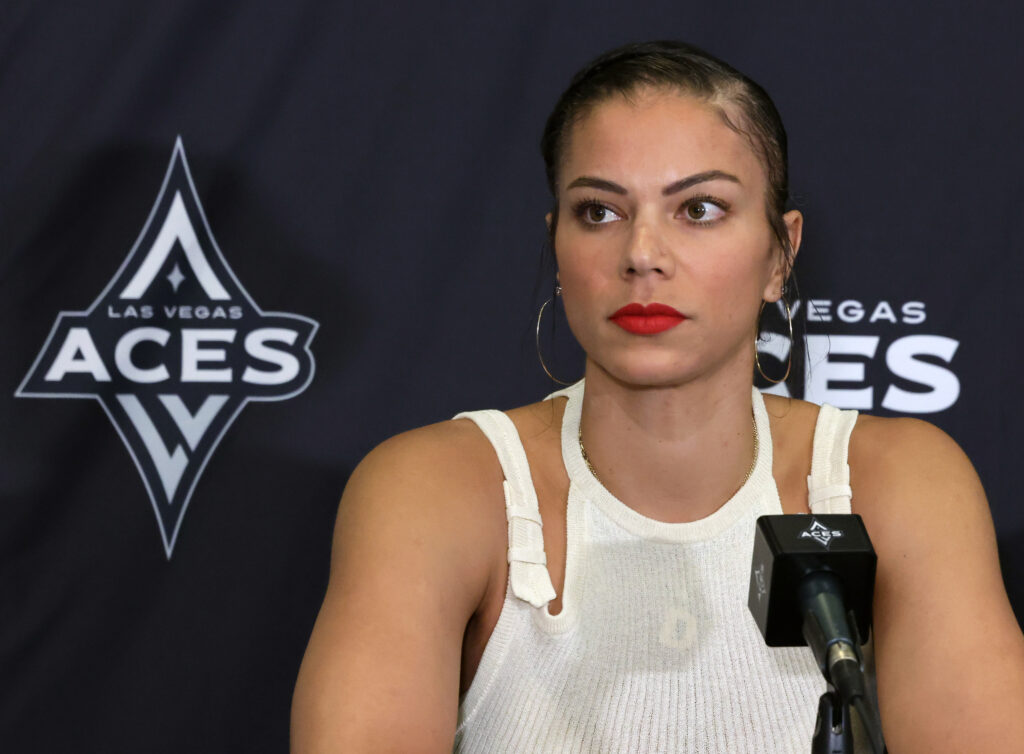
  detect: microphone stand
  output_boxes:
[801,572,887,754]
[811,684,852,754]
[746,515,886,754]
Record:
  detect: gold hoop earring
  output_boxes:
[754,297,794,384]
[536,286,573,386]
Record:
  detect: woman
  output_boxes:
[291,42,1024,752]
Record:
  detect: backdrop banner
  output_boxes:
[2,2,1020,751]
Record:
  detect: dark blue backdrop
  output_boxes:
[1,2,1020,751]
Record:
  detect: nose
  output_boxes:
[621,220,674,279]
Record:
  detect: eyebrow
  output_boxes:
[565,170,741,196]
[662,170,741,195]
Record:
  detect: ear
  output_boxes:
[545,212,553,233]
[763,210,802,302]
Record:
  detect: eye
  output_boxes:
[681,197,727,225]
[572,199,623,226]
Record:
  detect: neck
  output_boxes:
[578,360,759,523]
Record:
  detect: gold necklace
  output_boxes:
[578,412,759,487]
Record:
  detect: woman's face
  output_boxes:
[552,89,801,388]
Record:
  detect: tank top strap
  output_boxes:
[452,409,556,608]
[806,403,859,514]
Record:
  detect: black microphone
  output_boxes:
[748,514,885,753]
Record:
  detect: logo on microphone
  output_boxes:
[753,562,768,602]
[800,518,845,549]
[16,138,318,558]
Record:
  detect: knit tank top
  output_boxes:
[452,381,861,753]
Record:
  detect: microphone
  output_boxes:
[748,514,885,753]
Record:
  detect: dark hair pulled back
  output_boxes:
[541,40,794,273]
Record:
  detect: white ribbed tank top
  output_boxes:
[452,381,862,753]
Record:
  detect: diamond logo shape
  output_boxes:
[16,138,318,557]
[799,518,845,549]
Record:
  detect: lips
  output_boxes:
[609,303,686,335]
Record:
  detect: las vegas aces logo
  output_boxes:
[16,138,318,557]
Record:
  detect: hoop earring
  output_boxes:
[755,297,794,384]
[536,286,573,386]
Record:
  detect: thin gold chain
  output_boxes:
[578,412,759,487]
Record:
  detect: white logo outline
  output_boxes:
[15,137,319,558]
[799,518,845,549]
[754,562,768,602]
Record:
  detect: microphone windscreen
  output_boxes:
[748,514,877,647]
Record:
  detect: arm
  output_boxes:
[290,422,506,753]
[850,416,1024,753]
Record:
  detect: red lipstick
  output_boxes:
[609,303,686,335]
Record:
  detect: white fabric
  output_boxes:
[807,403,859,515]
[452,409,556,608]
[453,383,861,753]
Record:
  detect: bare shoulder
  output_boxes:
[761,394,822,441]
[505,395,567,445]
[337,393,568,564]
[346,417,506,514]
[848,414,983,519]
[334,417,509,586]
[849,411,964,465]
[844,413,1024,751]
[762,393,822,421]
[845,413,990,573]
[291,416,514,751]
